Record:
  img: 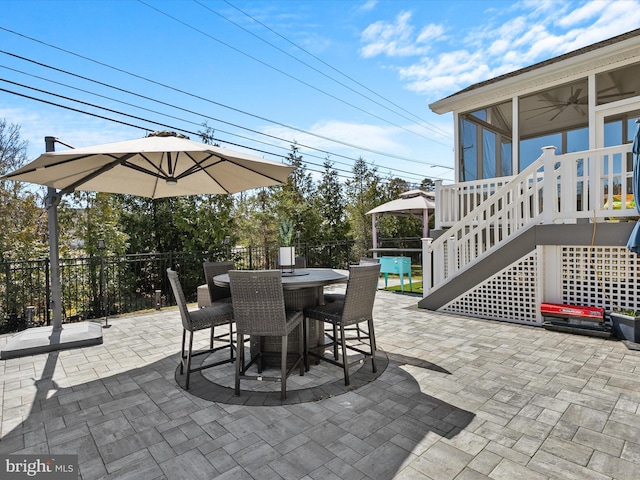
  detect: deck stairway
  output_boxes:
[419,143,636,314]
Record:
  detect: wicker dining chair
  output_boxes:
[203,261,235,304]
[322,258,379,342]
[324,257,379,304]
[167,268,235,390]
[228,270,304,400]
[303,263,381,385]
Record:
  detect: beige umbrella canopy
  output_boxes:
[5,132,294,198]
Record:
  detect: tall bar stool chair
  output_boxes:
[228,270,304,400]
[304,263,380,385]
[203,261,235,304]
[167,268,235,390]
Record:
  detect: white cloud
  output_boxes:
[265,120,406,153]
[556,0,608,27]
[375,0,640,101]
[358,0,377,13]
[359,11,442,58]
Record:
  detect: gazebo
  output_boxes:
[366,190,435,253]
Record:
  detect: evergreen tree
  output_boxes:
[315,158,348,243]
[345,157,382,254]
[271,144,319,247]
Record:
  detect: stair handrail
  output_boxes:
[425,148,551,293]
[424,142,635,295]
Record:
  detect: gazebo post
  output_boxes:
[371,213,378,257]
[423,208,429,238]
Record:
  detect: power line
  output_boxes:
[138,0,452,148]
[222,0,451,139]
[1,85,448,185]
[0,60,434,182]
[197,0,451,140]
[0,44,453,171]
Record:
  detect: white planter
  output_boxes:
[279,246,295,272]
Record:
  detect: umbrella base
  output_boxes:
[1,322,103,359]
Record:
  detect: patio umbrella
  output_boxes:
[5,132,293,198]
[0,132,294,358]
[627,121,640,255]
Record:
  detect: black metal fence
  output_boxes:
[0,237,421,334]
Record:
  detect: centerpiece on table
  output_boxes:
[278,218,295,273]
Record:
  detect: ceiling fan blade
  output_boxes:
[526,105,564,121]
[527,104,566,112]
[572,104,586,116]
[569,88,582,103]
[549,105,569,121]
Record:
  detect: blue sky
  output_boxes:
[2,0,640,186]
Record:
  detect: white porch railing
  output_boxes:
[424,143,636,295]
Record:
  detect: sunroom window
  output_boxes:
[459,100,512,181]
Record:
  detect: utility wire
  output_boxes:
[0,45,452,170]
[0,61,431,182]
[222,0,451,139]
[197,0,451,140]
[1,85,447,184]
[138,0,452,148]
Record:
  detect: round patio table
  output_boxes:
[213,268,348,366]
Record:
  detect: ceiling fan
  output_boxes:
[526,87,587,121]
[525,84,636,122]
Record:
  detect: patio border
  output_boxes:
[174,350,389,406]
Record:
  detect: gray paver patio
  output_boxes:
[2,285,640,479]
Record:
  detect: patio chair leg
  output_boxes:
[186,331,194,390]
[369,318,377,373]
[180,329,186,375]
[299,321,305,376]
[333,323,338,360]
[228,321,234,360]
[340,324,349,386]
[303,318,309,373]
[281,335,288,400]
[235,333,243,396]
[210,325,215,349]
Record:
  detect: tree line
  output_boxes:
[0,119,435,263]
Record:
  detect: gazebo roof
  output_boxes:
[367,190,435,217]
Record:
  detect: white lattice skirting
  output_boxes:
[438,245,640,325]
[559,246,640,313]
[440,250,540,325]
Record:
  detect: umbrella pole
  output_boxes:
[45,136,63,331]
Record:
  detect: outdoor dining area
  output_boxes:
[167,259,382,402]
